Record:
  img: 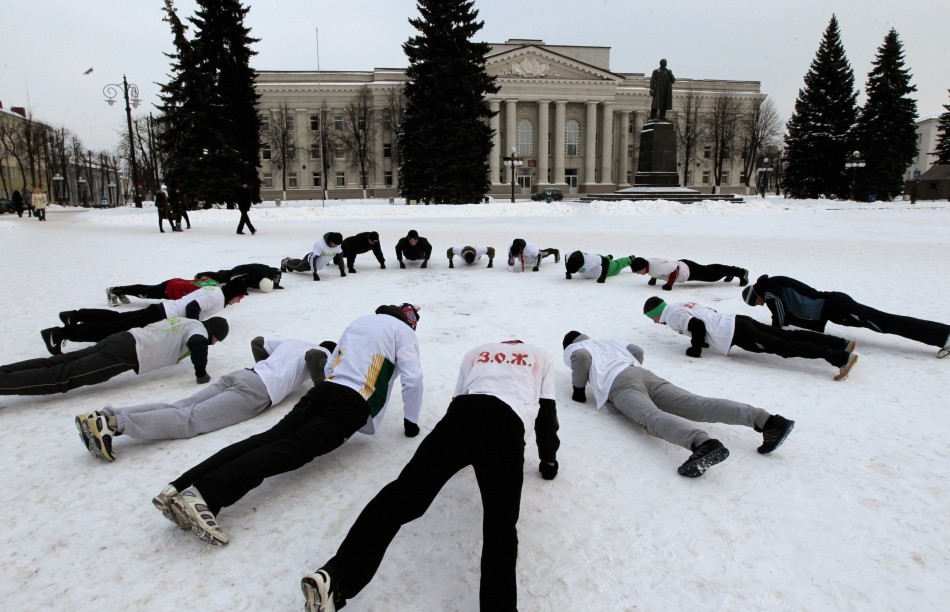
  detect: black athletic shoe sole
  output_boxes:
[678,446,730,477]
[758,420,795,455]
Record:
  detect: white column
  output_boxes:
[537,100,550,185]
[618,111,631,186]
[553,101,566,184]
[584,101,597,185]
[599,101,614,185]
[489,100,501,185]
[505,99,517,184]
[374,106,385,188]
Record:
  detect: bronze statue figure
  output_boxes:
[650,58,675,120]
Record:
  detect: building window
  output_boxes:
[310,114,320,131]
[285,116,295,130]
[702,170,711,184]
[335,171,346,187]
[310,143,321,159]
[261,116,270,133]
[288,172,298,188]
[628,121,635,134]
[358,117,366,133]
[263,173,273,188]
[626,171,633,184]
[565,120,581,156]
[261,144,271,160]
[703,146,712,159]
[334,144,344,159]
[382,109,392,131]
[312,171,322,187]
[384,171,393,186]
[383,143,392,158]
[334,115,343,131]
[517,119,534,156]
[720,171,730,185]
[565,168,578,188]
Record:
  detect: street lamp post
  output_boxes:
[52,173,64,205]
[104,75,142,207]
[502,147,524,203]
[77,176,87,207]
[844,150,866,201]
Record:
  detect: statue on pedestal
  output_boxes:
[650,58,675,120]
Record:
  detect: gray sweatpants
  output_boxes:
[606,367,770,450]
[104,369,271,440]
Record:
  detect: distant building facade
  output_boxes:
[255,39,763,200]
[904,113,944,181]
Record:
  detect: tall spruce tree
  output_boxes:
[853,29,918,201]
[783,15,858,199]
[935,90,950,164]
[156,0,260,206]
[399,0,499,204]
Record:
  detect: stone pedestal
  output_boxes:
[634,120,679,187]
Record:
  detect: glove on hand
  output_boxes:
[685,346,702,358]
[539,460,559,480]
[312,273,320,281]
[597,278,606,283]
[662,284,673,291]
[572,386,587,403]
[380,263,386,269]
[399,261,406,269]
[403,418,420,437]
[196,373,211,384]
[648,277,657,286]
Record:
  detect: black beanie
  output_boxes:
[368,231,379,241]
[222,280,249,302]
[203,317,229,342]
[510,239,526,256]
[565,251,584,274]
[631,257,649,272]
[562,330,583,350]
[325,232,343,246]
[462,248,476,264]
[407,229,419,239]
[319,340,337,353]
[742,286,759,306]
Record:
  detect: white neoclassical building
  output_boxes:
[255,39,763,200]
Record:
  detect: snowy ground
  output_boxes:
[1,196,948,611]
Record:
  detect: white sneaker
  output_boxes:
[834,353,858,381]
[169,486,230,546]
[301,569,339,612]
[938,335,950,359]
[83,414,117,462]
[152,484,190,529]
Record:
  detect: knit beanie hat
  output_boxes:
[368,231,379,241]
[461,247,476,264]
[565,251,584,274]
[325,232,343,246]
[631,257,649,272]
[222,279,249,302]
[407,230,419,239]
[203,317,229,342]
[375,303,421,330]
[643,296,667,318]
[742,286,759,306]
[319,340,337,353]
[510,239,526,257]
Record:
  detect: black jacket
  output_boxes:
[342,232,385,264]
[395,236,433,262]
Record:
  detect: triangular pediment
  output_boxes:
[486,46,621,82]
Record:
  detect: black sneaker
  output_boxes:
[106,287,119,307]
[59,310,77,326]
[302,569,345,611]
[678,439,729,477]
[41,327,64,355]
[757,414,795,455]
[740,268,750,286]
[552,249,561,263]
[280,257,289,273]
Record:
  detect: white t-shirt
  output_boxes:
[253,337,324,403]
[128,317,207,374]
[326,313,423,435]
[507,240,542,272]
[646,258,690,283]
[563,339,640,409]
[451,245,489,262]
[453,341,555,430]
[162,286,225,319]
[660,302,736,356]
[309,236,344,270]
[572,252,603,279]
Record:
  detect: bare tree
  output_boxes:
[266,103,299,201]
[673,86,707,186]
[308,101,335,202]
[340,86,377,198]
[737,97,782,188]
[385,87,406,189]
[704,93,742,193]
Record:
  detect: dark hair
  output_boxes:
[510,239,526,257]
[319,340,337,353]
[631,257,649,272]
[463,250,476,264]
[643,296,665,314]
[562,330,583,350]
[368,231,379,241]
[407,230,419,239]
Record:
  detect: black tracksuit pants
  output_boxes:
[63,304,166,343]
[733,315,849,366]
[171,381,369,514]
[0,332,138,395]
[822,292,950,348]
[111,282,169,300]
[325,395,526,611]
[680,259,744,282]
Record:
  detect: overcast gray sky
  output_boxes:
[2,0,947,151]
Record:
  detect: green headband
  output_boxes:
[644,302,667,319]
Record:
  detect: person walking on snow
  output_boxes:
[506,238,559,272]
[281,232,344,281]
[447,245,496,268]
[0,317,228,396]
[643,297,858,381]
[43,281,248,355]
[742,275,950,358]
[75,336,337,462]
[395,229,433,268]
[630,256,749,290]
[562,331,794,477]
[235,180,256,235]
[301,338,560,612]
[564,250,635,283]
[151,304,423,547]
